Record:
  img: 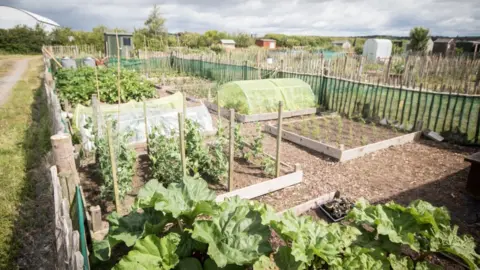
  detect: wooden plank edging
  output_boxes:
[205,101,317,123]
[279,191,337,216]
[264,125,342,159]
[265,124,421,162]
[215,170,303,202]
[341,131,422,162]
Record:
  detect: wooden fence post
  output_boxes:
[51,133,79,204]
[178,112,186,178]
[89,206,102,233]
[228,109,235,192]
[275,101,283,178]
[106,122,121,213]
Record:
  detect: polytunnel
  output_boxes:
[218,78,316,115]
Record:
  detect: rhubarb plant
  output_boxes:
[92,178,480,270]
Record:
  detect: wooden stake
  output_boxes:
[275,101,283,178]
[178,112,186,178]
[217,91,221,120]
[106,121,121,212]
[94,65,100,100]
[228,109,235,192]
[42,47,62,68]
[115,31,121,121]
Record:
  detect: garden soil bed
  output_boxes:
[282,116,406,149]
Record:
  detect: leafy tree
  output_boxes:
[144,4,166,37]
[167,35,179,47]
[409,27,430,52]
[0,25,48,54]
[234,33,254,48]
[180,33,201,48]
[50,27,76,45]
[285,38,300,48]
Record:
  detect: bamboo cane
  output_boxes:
[275,101,283,178]
[106,121,121,212]
[228,109,235,192]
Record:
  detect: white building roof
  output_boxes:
[220,39,236,44]
[0,6,60,32]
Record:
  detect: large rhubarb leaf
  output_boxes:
[250,201,279,226]
[191,196,272,267]
[394,200,450,232]
[274,246,305,270]
[175,231,207,258]
[203,258,244,270]
[114,233,181,270]
[271,210,360,267]
[388,254,414,270]
[347,199,435,251]
[175,257,203,270]
[429,225,480,270]
[93,209,170,261]
[331,246,389,270]
[136,177,216,221]
[253,255,277,270]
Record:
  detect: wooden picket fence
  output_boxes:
[43,51,90,270]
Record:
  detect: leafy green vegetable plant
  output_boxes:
[261,157,276,177]
[245,123,264,163]
[95,124,136,201]
[148,119,227,185]
[55,67,156,105]
[93,175,480,270]
[148,126,183,185]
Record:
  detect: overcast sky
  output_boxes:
[4,0,480,36]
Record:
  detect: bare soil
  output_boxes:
[282,116,406,149]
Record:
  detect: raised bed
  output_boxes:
[204,100,317,123]
[265,116,422,162]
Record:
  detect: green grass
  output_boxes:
[0,57,51,269]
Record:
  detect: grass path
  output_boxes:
[0,56,53,269]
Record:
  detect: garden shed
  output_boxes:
[104,32,134,58]
[220,39,236,50]
[218,78,316,115]
[362,39,392,61]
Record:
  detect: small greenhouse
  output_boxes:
[74,92,214,151]
[362,39,392,61]
[218,78,316,115]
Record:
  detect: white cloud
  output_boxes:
[4,0,480,36]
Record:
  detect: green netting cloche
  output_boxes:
[218,78,316,115]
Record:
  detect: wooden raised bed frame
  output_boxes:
[264,118,422,162]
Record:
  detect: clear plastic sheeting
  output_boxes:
[218,78,316,115]
[74,93,214,152]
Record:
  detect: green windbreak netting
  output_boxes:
[218,78,316,115]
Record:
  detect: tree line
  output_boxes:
[0,4,435,55]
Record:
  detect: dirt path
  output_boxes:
[0,59,30,107]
